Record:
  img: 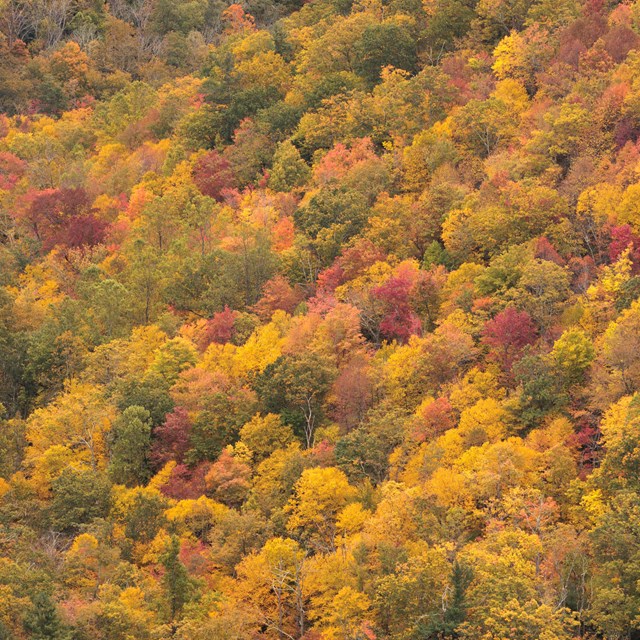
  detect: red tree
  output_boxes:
[160,462,209,500]
[481,307,537,379]
[151,407,192,468]
[253,275,303,320]
[534,237,565,266]
[412,397,455,443]
[15,187,106,250]
[192,150,237,201]
[0,152,26,189]
[329,359,373,431]
[373,272,421,343]
[609,224,640,272]
[204,449,251,508]
[199,306,239,349]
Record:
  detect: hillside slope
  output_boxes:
[1,0,640,638]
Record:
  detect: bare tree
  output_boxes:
[108,0,160,57]
[31,0,74,49]
[0,0,34,46]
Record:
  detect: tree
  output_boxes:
[482,307,537,382]
[411,396,455,442]
[424,0,476,52]
[192,150,237,201]
[26,382,115,472]
[594,299,640,403]
[239,413,294,462]
[551,328,595,387]
[253,275,303,320]
[460,599,577,639]
[322,586,371,640]
[236,537,306,639]
[199,307,238,348]
[151,0,207,35]
[151,407,192,468]
[375,547,451,638]
[513,355,567,428]
[329,357,374,432]
[372,266,422,344]
[513,258,571,331]
[268,141,310,192]
[204,448,251,507]
[354,18,418,86]
[50,468,112,532]
[294,187,369,264]
[23,592,68,640]
[108,406,152,486]
[451,97,514,157]
[161,536,195,622]
[224,118,274,186]
[286,467,357,552]
[255,353,336,448]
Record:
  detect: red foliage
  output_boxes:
[315,240,386,298]
[160,462,209,500]
[0,152,26,189]
[316,263,346,295]
[16,187,107,250]
[614,117,640,148]
[609,224,640,272]
[571,410,602,475]
[199,306,238,350]
[310,439,336,467]
[412,397,455,443]
[373,270,421,343]
[534,237,565,266]
[192,150,237,201]
[205,450,251,507]
[329,359,373,431]
[339,240,387,281]
[313,138,377,185]
[603,25,640,63]
[481,307,537,377]
[62,214,108,248]
[151,407,192,468]
[568,255,597,293]
[441,53,474,104]
[559,13,607,53]
[179,539,214,576]
[253,275,304,320]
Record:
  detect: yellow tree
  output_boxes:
[25,381,116,473]
[237,537,307,639]
[286,467,358,552]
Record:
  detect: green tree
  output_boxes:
[513,354,567,429]
[49,468,112,533]
[161,536,195,621]
[23,592,68,640]
[354,19,418,86]
[255,353,336,448]
[108,406,152,487]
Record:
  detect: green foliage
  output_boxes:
[161,536,196,620]
[23,592,69,640]
[50,468,112,532]
[108,406,152,486]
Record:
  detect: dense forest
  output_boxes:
[3,0,640,638]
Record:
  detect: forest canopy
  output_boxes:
[1,0,640,638]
